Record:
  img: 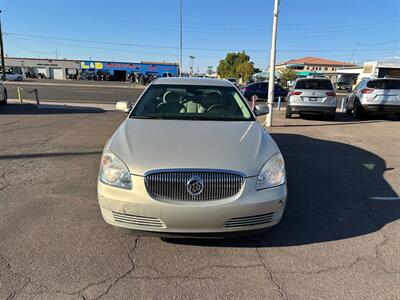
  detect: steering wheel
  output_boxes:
[206,104,226,113]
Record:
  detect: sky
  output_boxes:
[1,0,400,72]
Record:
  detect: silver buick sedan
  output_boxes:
[98,77,287,236]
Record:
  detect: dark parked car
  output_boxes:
[241,82,288,101]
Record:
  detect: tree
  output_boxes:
[236,62,254,82]
[217,51,255,81]
[278,68,298,87]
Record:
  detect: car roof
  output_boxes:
[296,77,330,81]
[152,77,233,87]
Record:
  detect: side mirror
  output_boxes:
[116,101,131,113]
[254,104,269,116]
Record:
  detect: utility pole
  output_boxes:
[266,0,280,127]
[179,0,183,77]
[0,10,6,81]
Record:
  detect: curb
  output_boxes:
[7,99,117,111]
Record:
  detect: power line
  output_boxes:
[5,32,400,53]
[5,36,180,58]
[6,38,53,55]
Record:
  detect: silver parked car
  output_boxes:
[346,78,400,118]
[1,71,24,81]
[98,77,287,236]
[286,77,337,120]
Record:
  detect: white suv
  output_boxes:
[346,78,400,119]
[286,78,337,120]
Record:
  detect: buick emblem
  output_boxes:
[187,176,204,196]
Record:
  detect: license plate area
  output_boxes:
[309,97,318,101]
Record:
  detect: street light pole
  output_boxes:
[0,10,6,81]
[179,0,183,77]
[189,55,194,76]
[266,0,280,127]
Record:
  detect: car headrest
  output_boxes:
[163,91,181,103]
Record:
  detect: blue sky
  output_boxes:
[1,0,400,72]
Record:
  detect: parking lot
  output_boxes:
[1,97,399,299]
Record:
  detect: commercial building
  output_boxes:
[275,57,355,77]
[336,60,400,89]
[3,57,179,80]
[79,60,178,80]
[4,57,80,80]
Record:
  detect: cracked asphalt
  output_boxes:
[0,103,399,299]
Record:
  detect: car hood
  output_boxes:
[107,119,279,177]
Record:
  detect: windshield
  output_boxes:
[295,79,333,90]
[130,84,254,121]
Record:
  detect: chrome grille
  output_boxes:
[145,170,244,201]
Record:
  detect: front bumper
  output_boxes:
[98,175,287,235]
[289,105,336,114]
[362,104,400,114]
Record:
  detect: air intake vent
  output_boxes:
[225,213,275,228]
[112,211,165,228]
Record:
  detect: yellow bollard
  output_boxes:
[17,87,23,103]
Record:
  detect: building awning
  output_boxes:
[297,71,322,76]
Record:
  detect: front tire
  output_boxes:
[345,98,352,114]
[285,106,292,118]
[352,99,363,119]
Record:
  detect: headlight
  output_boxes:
[99,152,132,189]
[256,152,286,190]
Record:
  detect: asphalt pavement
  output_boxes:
[0,103,399,299]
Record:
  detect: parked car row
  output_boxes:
[240,77,400,121]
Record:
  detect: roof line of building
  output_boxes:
[5,56,178,65]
